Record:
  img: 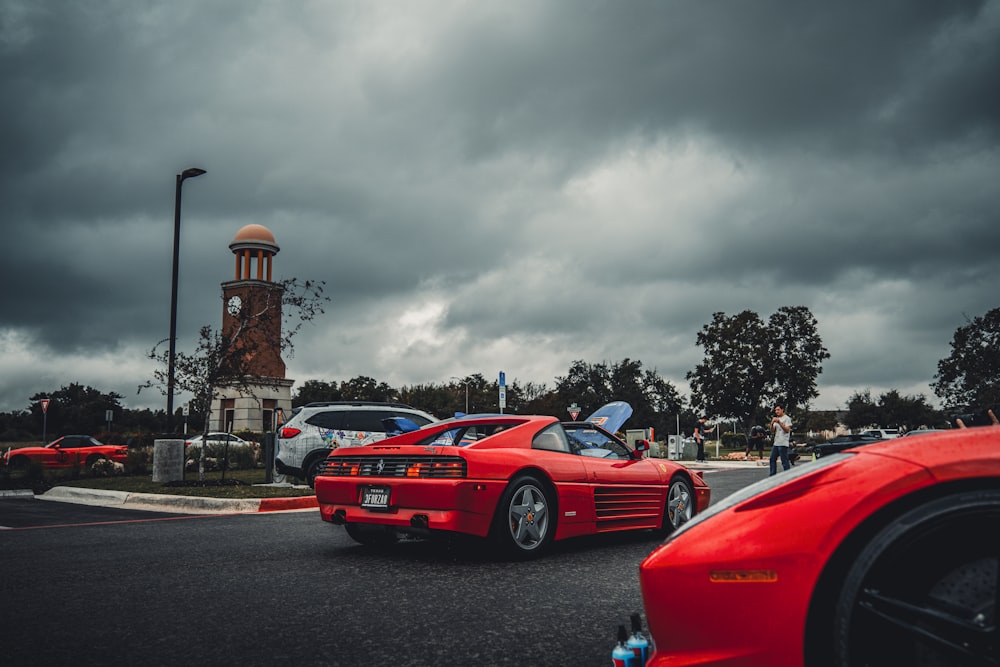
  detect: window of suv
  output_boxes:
[305,411,349,430]
[346,410,401,432]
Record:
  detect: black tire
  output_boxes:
[344,523,399,547]
[8,455,30,472]
[304,456,325,488]
[832,489,1000,667]
[662,475,695,533]
[86,455,105,467]
[490,474,555,559]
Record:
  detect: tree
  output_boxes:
[687,306,830,425]
[339,376,396,402]
[292,380,337,405]
[553,359,684,436]
[843,389,944,431]
[877,389,942,429]
[843,390,879,431]
[933,307,1000,411]
[686,311,770,425]
[768,306,831,412]
[29,384,124,438]
[144,278,326,480]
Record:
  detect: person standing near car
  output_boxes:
[746,424,766,460]
[693,416,715,463]
[769,404,792,475]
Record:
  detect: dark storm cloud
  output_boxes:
[1,0,998,414]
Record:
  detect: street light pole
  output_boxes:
[166,167,206,433]
[450,376,470,414]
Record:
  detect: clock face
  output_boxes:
[227,295,243,316]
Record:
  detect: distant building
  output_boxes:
[210,223,293,433]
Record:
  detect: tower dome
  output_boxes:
[229,224,279,282]
[232,223,277,246]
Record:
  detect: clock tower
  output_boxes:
[213,223,293,433]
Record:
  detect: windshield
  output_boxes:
[563,424,632,459]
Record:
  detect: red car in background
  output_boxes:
[2,435,128,471]
[639,425,1000,667]
[315,402,710,558]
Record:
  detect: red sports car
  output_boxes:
[3,435,128,470]
[314,402,710,558]
[639,425,1000,667]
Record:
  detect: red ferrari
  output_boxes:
[639,425,1000,667]
[314,402,710,558]
[3,435,128,470]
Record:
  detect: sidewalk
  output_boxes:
[682,454,814,471]
[683,459,768,470]
[34,485,318,514]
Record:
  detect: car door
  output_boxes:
[566,425,665,530]
[46,437,77,468]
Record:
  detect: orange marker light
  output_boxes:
[709,570,778,583]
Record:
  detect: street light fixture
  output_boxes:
[450,376,470,414]
[166,167,206,433]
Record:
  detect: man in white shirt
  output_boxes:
[769,404,792,476]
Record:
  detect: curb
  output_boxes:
[36,486,317,514]
[0,489,35,498]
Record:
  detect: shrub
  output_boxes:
[91,459,126,476]
[184,443,257,471]
[125,447,152,475]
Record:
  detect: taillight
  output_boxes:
[325,460,360,476]
[279,427,302,439]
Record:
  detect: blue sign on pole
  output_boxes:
[498,371,506,413]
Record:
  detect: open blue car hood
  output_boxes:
[583,401,633,434]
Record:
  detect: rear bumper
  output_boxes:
[315,477,508,538]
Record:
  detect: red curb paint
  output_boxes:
[257,496,318,512]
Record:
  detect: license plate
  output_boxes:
[361,485,391,509]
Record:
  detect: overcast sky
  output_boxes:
[2,1,998,417]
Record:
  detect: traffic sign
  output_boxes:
[568,403,581,420]
[498,371,506,413]
[40,398,50,414]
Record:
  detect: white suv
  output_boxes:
[275,401,437,486]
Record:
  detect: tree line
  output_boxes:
[3,305,998,443]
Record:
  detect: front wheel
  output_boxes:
[662,475,695,533]
[832,489,1000,667]
[490,475,554,559]
[8,455,30,471]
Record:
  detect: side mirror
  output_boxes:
[634,439,650,452]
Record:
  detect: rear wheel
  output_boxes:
[304,456,325,488]
[833,490,1000,667]
[344,523,399,547]
[662,475,695,533]
[490,474,554,559]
